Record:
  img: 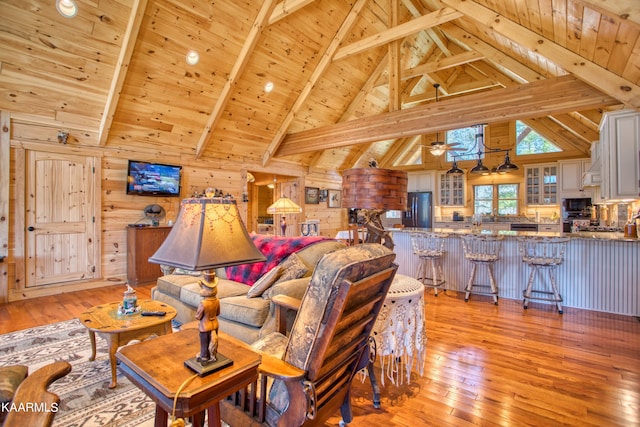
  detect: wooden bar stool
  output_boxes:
[460,234,504,305]
[517,236,569,314]
[411,232,449,296]
[347,223,366,246]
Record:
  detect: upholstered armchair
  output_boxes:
[220,243,398,427]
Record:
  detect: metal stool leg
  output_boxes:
[487,263,499,305]
[523,266,537,309]
[430,258,439,296]
[548,268,563,314]
[465,263,477,302]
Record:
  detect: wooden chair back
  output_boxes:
[221,244,398,427]
[347,223,365,246]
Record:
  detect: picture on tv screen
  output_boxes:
[127,160,182,197]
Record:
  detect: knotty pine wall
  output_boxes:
[2,115,343,302]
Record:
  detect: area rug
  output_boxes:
[0,319,157,426]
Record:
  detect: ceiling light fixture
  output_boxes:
[430,142,446,156]
[185,50,199,65]
[264,81,274,93]
[446,157,464,175]
[56,0,78,18]
[469,124,519,175]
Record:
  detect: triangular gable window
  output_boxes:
[515,120,561,155]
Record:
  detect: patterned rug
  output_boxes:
[0,319,159,426]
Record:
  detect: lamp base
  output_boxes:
[184,353,233,376]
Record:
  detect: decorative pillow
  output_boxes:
[0,365,28,403]
[275,253,308,284]
[247,266,282,298]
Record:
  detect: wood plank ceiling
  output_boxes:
[1,0,638,172]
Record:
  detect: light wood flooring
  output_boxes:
[1,284,638,426]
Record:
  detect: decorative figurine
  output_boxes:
[280,216,287,236]
[118,284,140,315]
[195,274,220,364]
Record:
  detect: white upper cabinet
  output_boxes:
[525,163,558,205]
[407,171,435,192]
[558,159,593,199]
[438,173,465,206]
[600,110,640,200]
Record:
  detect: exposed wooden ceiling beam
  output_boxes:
[268,0,317,25]
[261,0,369,166]
[442,0,640,108]
[98,0,147,146]
[402,51,485,79]
[333,7,463,61]
[194,0,278,159]
[275,75,618,156]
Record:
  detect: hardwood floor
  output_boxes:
[1,285,638,426]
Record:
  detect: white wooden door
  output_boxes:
[26,151,97,287]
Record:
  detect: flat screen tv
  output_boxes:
[126,160,182,197]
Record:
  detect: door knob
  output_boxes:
[27,226,35,231]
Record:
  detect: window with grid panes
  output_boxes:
[474,184,519,216]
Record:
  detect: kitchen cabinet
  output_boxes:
[599,110,640,200]
[538,224,561,233]
[558,159,594,199]
[483,223,511,231]
[438,173,465,206]
[127,225,171,285]
[525,163,558,205]
[407,171,435,192]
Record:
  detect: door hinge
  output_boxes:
[92,166,95,173]
[92,216,95,223]
[92,266,96,273]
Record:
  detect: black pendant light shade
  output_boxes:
[470,157,490,175]
[496,151,519,173]
[447,158,464,175]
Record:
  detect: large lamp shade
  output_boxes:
[149,197,265,270]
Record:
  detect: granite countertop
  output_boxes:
[388,227,640,242]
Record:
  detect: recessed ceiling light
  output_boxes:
[185,50,199,65]
[56,0,78,18]
[264,81,274,93]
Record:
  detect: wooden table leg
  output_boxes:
[154,404,168,427]
[87,330,97,361]
[105,333,120,389]
[207,403,222,427]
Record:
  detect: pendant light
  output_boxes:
[470,157,491,175]
[446,157,464,175]
[496,151,519,173]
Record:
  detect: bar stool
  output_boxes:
[460,234,504,305]
[411,232,449,296]
[517,236,569,314]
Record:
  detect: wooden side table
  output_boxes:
[79,299,177,389]
[116,328,260,427]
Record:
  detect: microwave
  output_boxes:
[562,197,592,219]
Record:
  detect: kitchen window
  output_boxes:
[474,184,519,216]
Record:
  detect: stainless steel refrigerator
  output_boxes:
[402,191,433,228]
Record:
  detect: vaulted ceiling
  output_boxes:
[1,0,638,172]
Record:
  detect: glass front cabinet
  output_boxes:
[525,164,557,205]
[439,173,465,206]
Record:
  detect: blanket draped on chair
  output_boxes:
[225,235,328,285]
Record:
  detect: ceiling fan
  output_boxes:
[426,84,465,157]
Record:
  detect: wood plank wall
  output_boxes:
[2,115,342,302]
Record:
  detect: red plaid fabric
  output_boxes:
[225,235,329,285]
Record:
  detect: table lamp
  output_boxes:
[149,197,265,376]
[342,167,408,249]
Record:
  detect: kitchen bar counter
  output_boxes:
[389,228,639,316]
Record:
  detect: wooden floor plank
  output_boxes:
[0,284,638,426]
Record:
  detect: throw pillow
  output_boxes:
[247,266,282,298]
[275,253,308,284]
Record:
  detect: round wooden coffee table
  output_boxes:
[79,299,177,388]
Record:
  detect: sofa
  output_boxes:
[152,236,346,344]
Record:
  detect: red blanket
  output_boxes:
[225,235,329,285]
